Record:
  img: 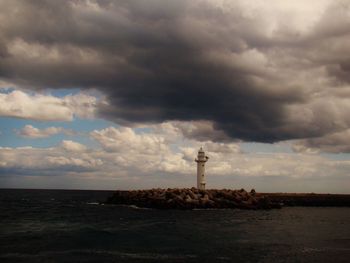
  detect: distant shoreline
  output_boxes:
[258,193,350,207]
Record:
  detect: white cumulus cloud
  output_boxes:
[60,140,87,152]
[0,89,98,121]
[0,123,349,192]
[17,125,75,138]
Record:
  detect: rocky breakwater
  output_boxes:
[105,188,281,209]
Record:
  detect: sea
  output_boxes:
[0,189,349,263]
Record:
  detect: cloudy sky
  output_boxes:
[0,0,350,193]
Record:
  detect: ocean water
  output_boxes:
[0,189,349,263]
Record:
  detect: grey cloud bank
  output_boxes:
[1,0,350,151]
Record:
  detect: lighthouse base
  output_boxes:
[198,182,206,190]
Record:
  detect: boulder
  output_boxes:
[185,195,193,203]
[188,190,197,200]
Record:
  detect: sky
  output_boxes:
[0,0,350,193]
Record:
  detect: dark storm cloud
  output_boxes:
[293,129,350,154]
[1,0,350,145]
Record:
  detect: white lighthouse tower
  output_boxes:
[195,147,209,190]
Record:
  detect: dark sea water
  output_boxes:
[0,189,349,263]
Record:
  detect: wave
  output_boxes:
[126,204,153,210]
[0,249,198,260]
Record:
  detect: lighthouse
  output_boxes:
[195,147,209,190]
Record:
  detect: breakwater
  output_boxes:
[105,188,281,209]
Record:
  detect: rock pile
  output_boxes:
[105,188,281,209]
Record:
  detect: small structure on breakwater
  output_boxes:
[195,147,209,190]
